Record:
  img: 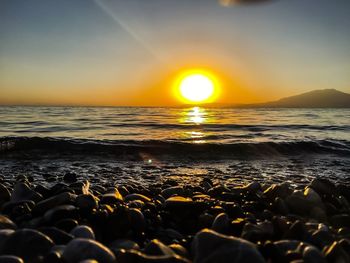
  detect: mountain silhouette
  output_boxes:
[242,89,350,108]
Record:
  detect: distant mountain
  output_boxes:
[240,89,350,108]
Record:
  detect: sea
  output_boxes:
[1,106,349,186]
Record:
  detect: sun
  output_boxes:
[176,71,218,104]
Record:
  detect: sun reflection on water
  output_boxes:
[180,107,209,144]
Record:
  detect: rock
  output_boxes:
[125,193,151,203]
[63,172,77,183]
[0,183,11,205]
[0,255,24,263]
[100,189,123,205]
[264,183,292,200]
[109,239,140,252]
[10,183,42,203]
[192,229,265,263]
[169,244,189,259]
[284,220,309,241]
[324,241,350,263]
[330,214,350,228]
[75,194,98,211]
[44,205,78,223]
[162,186,185,199]
[241,221,274,242]
[70,225,95,239]
[310,230,335,248]
[285,188,325,216]
[55,219,79,232]
[1,229,54,261]
[0,215,17,230]
[310,178,336,196]
[144,239,175,256]
[33,192,77,215]
[62,238,116,263]
[116,249,190,263]
[39,227,73,245]
[0,229,15,251]
[303,246,326,263]
[212,213,230,234]
[128,208,145,232]
[165,196,193,208]
[239,182,261,194]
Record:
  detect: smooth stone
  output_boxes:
[161,186,185,199]
[100,189,123,205]
[165,196,193,207]
[212,213,230,234]
[310,178,336,196]
[44,205,78,223]
[109,239,140,252]
[169,244,189,259]
[285,188,325,216]
[264,183,292,200]
[0,229,15,252]
[55,219,79,232]
[0,255,24,263]
[128,208,145,232]
[239,182,261,194]
[63,172,77,183]
[0,215,17,230]
[324,241,350,263]
[40,227,74,245]
[79,260,99,263]
[125,193,151,202]
[70,225,95,240]
[0,183,11,205]
[75,194,98,211]
[34,192,77,215]
[1,229,54,261]
[241,221,274,242]
[128,200,145,209]
[144,239,176,256]
[192,229,265,263]
[10,183,42,203]
[303,246,326,263]
[310,230,335,248]
[274,240,302,252]
[116,249,190,263]
[284,220,309,241]
[330,214,350,228]
[63,238,116,263]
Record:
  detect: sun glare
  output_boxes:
[175,71,219,104]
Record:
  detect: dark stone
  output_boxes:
[55,219,79,232]
[310,178,336,196]
[10,183,42,203]
[39,227,73,245]
[303,246,326,263]
[212,213,230,234]
[0,183,11,206]
[125,193,151,202]
[33,192,77,215]
[44,205,78,223]
[324,241,350,263]
[144,239,175,256]
[310,230,335,249]
[1,229,54,262]
[330,214,350,228]
[128,208,145,232]
[62,238,116,263]
[0,255,24,263]
[0,215,17,230]
[63,172,77,183]
[70,225,95,239]
[75,194,98,211]
[192,229,265,263]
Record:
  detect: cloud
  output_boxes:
[219,0,272,6]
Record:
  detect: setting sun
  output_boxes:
[175,71,219,104]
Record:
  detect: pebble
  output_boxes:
[0,255,24,263]
[33,192,77,215]
[125,193,151,202]
[62,238,116,263]
[70,225,95,240]
[10,183,42,203]
[192,229,266,263]
[1,229,54,261]
[0,215,17,230]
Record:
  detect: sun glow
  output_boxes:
[175,70,219,104]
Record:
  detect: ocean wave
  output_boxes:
[1,137,349,158]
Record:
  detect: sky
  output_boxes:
[0,0,349,106]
